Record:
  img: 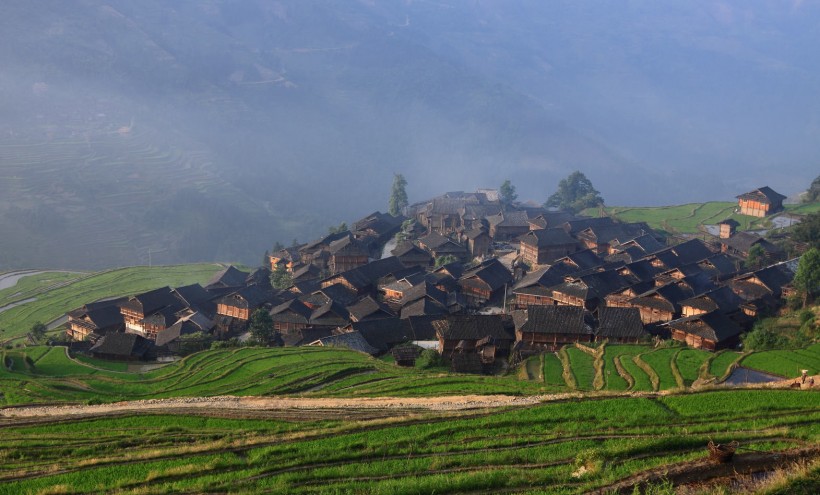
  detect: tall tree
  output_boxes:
[794,247,820,307]
[804,174,820,203]
[389,173,409,216]
[499,179,517,209]
[746,244,766,270]
[248,308,274,346]
[269,264,293,289]
[545,171,604,213]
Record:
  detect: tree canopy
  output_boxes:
[248,308,275,346]
[544,171,604,213]
[269,264,293,289]
[793,211,820,250]
[804,174,820,203]
[499,179,517,209]
[794,247,820,306]
[389,173,409,216]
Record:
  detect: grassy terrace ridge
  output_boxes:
[581,200,819,234]
[0,343,817,406]
[0,389,817,494]
[0,264,224,341]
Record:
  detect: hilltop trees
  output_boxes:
[389,174,409,216]
[499,179,517,209]
[545,171,604,213]
[794,247,820,307]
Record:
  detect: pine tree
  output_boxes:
[389,174,409,216]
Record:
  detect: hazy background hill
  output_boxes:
[1,0,818,269]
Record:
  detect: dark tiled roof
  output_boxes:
[217,285,272,310]
[562,217,615,234]
[680,286,744,314]
[487,211,530,228]
[596,307,645,339]
[281,327,333,347]
[301,231,349,253]
[269,299,313,323]
[558,249,604,270]
[721,232,782,254]
[520,228,578,248]
[205,266,250,289]
[400,281,448,307]
[718,218,740,227]
[345,319,414,352]
[400,297,449,318]
[736,187,787,204]
[292,264,321,282]
[669,239,714,265]
[434,315,512,341]
[460,258,512,292]
[519,305,588,335]
[667,312,743,343]
[699,254,740,277]
[405,315,448,340]
[90,332,152,358]
[119,287,178,315]
[173,284,213,308]
[312,283,359,306]
[347,296,394,321]
[392,241,429,258]
[311,331,379,355]
[622,260,662,282]
[328,234,367,256]
[156,318,208,347]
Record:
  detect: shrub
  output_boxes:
[742,326,789,351]
[415,349,444,369]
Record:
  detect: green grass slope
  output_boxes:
[0,390,816,494]
[0,264,223,341]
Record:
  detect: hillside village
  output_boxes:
[63,185,813,372]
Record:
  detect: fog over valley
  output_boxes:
[1,0,818,269]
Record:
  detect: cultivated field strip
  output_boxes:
[0,390,816,494]
[2,343,815,407]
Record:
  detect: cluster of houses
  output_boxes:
[64,186,800,370]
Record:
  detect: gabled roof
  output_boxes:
[721,232,782,254]
[328,234,367,256]
[699,254,739,278]
[400,281,448,307]
[621,260,662,282]
[400,297,449,318]
[90,332,152,358]
[217,285,272,309]
[269,299,313,323]
[460,258,513,292]
[309,331,379,355]
[668,239,714,265]
[405,315,448,340]
[326,257,407,291]
[301,231,349,253]
[561,217,615,234]
[464,227,490,240]
[433,315,512,341]
[487,211,530,228]
[596,307,645,339]
[630,282,694,312]
[310,300,350,324]
[292,263,321,282]
[392,241,430,258]
[205,266,249,289]
[667,311,743,343]
[513,264,574,291]
[680,286,744,314]
[718,218,740,227]
[155,313,214,347]
[557,249,604,271]
[614,234,665,255]
[312,283,359,306]
[172,284,213,308]
[119,287,177,315]
[736,187,787,205]
[343,318,414,352]
[347,296,394,322]
[518,305,588,335]
[520,228,577,248]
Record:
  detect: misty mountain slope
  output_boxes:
[0,1,817,269]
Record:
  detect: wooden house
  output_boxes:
[463,227,492,259]
[119,287,180,339]
[460,204,501,231]
[717,219,740,239]
[519,228,579,266]
[668,312,743,351]
[680,286,744,317]
[511,265,574,309]
[347,296,394,322]
[548,270,630,311]
[320,257,406,295]
[433,315,513,355]
[486,211,530,241]
[269,299,313,333]
[352,211,404,246]
[514,305,590,351]
[204,265,250,290]
[575,223,651,255]
[418,232,468,260]
[291,263,322,283]
[155,312,214,354]
[391,241,433,268]
[626,282,694,324]
[338,318,414,354]
[555,250,605,271]
[216,285,272,321]
[736,187,787,218]
[89,332,154,361]
[719,232,783,261]
[66,298,127,341]
[328,235,369,275]
[420,197,467,234]
[595,307,646,343]
[458,258,513,307]
[727,261,796,316]
[269,247,302,272]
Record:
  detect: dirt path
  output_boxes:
[0,394,570,419]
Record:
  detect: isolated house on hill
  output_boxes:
[736,187,787,217]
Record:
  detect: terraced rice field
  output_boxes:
[0,390,816,494]
[741,343,820,378]
[0,264,223,341]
